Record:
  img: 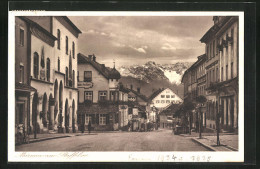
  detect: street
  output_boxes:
[16,129,209,151]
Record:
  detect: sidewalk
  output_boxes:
[179,132,238,151]
[27,132,97,144]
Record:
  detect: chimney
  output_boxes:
[137,87,140,93]
[101,64,105,70]
[88,55,92,60]
[130,84,133,90]
[93,54,96,62]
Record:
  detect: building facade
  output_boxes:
[15,17,37,143]
[149,88,183,110]
[200,16,238,132]
[77,53,122,131]
[16,16,81,134]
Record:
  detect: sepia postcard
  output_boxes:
[8,11,244,162]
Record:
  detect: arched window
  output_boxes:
[65,36,68,54]
[57,29,60,49]
[73,70,75,88]
[46,58,50,81]
[72,42,75,58]
[58,57,60,72]
[65,67,68,86]
[69,56,72,79]
[33,52,39,79]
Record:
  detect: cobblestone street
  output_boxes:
[16,129,209,151]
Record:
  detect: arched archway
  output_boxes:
[65,99,69,133]
[72,100,75,133]
[42,93,48,128]
[54,80,59,120]
[32,92,39,133]
[58,81,63,131]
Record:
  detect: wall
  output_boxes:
[15,17,29,84]
[78,63,109,103]
[152,88,183,108]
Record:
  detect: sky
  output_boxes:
[69,16,213,68]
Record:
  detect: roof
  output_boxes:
[19,16,57,41]
[148,88,164,101]
[181,54,206,83]
[61,16,82,34]
[15,82,37,92]
[200,16,232,43]
[127,88,148,102]
[149,88,182,102]
[78,53,121,80]
[160,103,182,116]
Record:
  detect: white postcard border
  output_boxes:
[8,11,244,162]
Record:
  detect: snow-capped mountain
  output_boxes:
[118,61,193,85]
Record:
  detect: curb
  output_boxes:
[191,138,215,151]
[28,135,71,144]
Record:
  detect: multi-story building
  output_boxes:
[77,53,122,131]
[16,16,81,134]
[181,54,206,129]
[200,16,238,132]
[15,17,37,143]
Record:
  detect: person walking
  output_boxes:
[88,121,92,134]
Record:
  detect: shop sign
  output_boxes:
[78,81,93,89]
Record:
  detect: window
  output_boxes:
[171,95,175,98]
[161,95,165,98]
[72,42,75,58]
[20,28,24,46]
[33,52,39,79]
[65,67,68,86]
[73,70,75,87]
[58,58,60,72]
[84,91,93,102]
[57,29,60,49]
[207,45,209,60]
[46,58,50,82]
[19,65,24,83]
[213,40,215,57]
[166,95,170,98]
[166,100,170,103]
[85,114,92,125]
[65,36,68,54]
[231,62,234,79]
[99,114,106,125]
[213,69,215,82]
[77,71,79,82]
[161,100,165,103]
[110,91,118,101]
[226,65,228,80]
[156,100,160,103]
[99,91,107,101]
[216,68,219,82]
[221,67,223,81]
[84,71,92,82]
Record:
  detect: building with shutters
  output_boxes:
[77,53,123,131]
[15,16,81,134]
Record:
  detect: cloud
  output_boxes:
[161,43,177,51]
[69,15,213,67]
